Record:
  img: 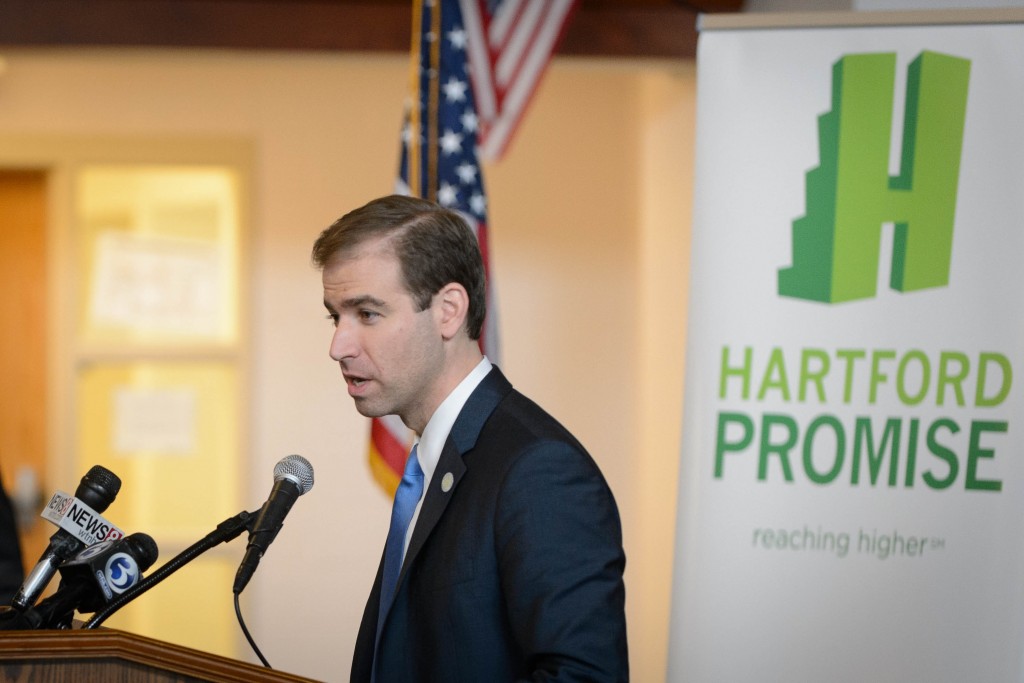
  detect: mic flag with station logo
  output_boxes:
[367,0,575,493]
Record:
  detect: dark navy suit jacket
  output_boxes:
[351,366,628,682]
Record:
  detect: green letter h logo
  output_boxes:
[779,51,971,303]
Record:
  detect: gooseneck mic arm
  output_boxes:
[83,509,259,629]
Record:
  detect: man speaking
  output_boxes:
[312,195,628,682]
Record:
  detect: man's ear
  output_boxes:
[436,282,470,340]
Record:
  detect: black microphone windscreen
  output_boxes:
[75,466,121,513]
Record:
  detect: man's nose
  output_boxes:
[329,321,358,361]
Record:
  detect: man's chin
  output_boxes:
[353,399,390,420]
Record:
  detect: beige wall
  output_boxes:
[0,48,693,682]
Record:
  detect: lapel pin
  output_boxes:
[441,472,454,493]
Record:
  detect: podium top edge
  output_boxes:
[0,627,324,683]
[698,8,1024,32]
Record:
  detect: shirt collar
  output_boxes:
[416,356,492,486]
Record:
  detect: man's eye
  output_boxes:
[325,313,339,326]
[359,310,381,322]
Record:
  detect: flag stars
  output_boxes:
[439,128,463,155]
[402,119,424,147]
[437,182,459,207]
[469,193,487,217]
[448,27,467,50]
[402,4,490,223]
[456,162,478,184]
[443,76,468,103]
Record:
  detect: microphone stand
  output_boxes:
[83,509,260,629]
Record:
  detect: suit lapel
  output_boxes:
[397,366,512,585]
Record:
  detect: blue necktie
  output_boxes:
[378,445,424,630]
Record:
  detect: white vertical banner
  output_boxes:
[670,10,1024,683]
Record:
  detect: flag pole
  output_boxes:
[426,0,442,201]
[407,0,424,198]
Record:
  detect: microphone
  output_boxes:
[233,455,314,594]
[11,465,122,610]
[57,532,159,614]
[1,532,157,630]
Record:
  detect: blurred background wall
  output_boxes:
[0,47,694,682]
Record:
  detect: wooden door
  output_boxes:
[0,169,50,581]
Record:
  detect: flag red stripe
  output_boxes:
[462,0,498,119]
[371,415,408,475]
[493,0,543,88]
[463,0,578,161]
[478,0,577,160]
[487,0,525,49]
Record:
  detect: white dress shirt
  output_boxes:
[401,356,492,558]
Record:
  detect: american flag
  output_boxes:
[369,0,511,493]
[461,0,579,161]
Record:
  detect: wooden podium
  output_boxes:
[0,628,323,682]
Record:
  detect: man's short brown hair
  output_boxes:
[312,195,487,340]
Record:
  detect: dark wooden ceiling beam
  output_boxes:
[0,0,741,58]
[562,4,702,57]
